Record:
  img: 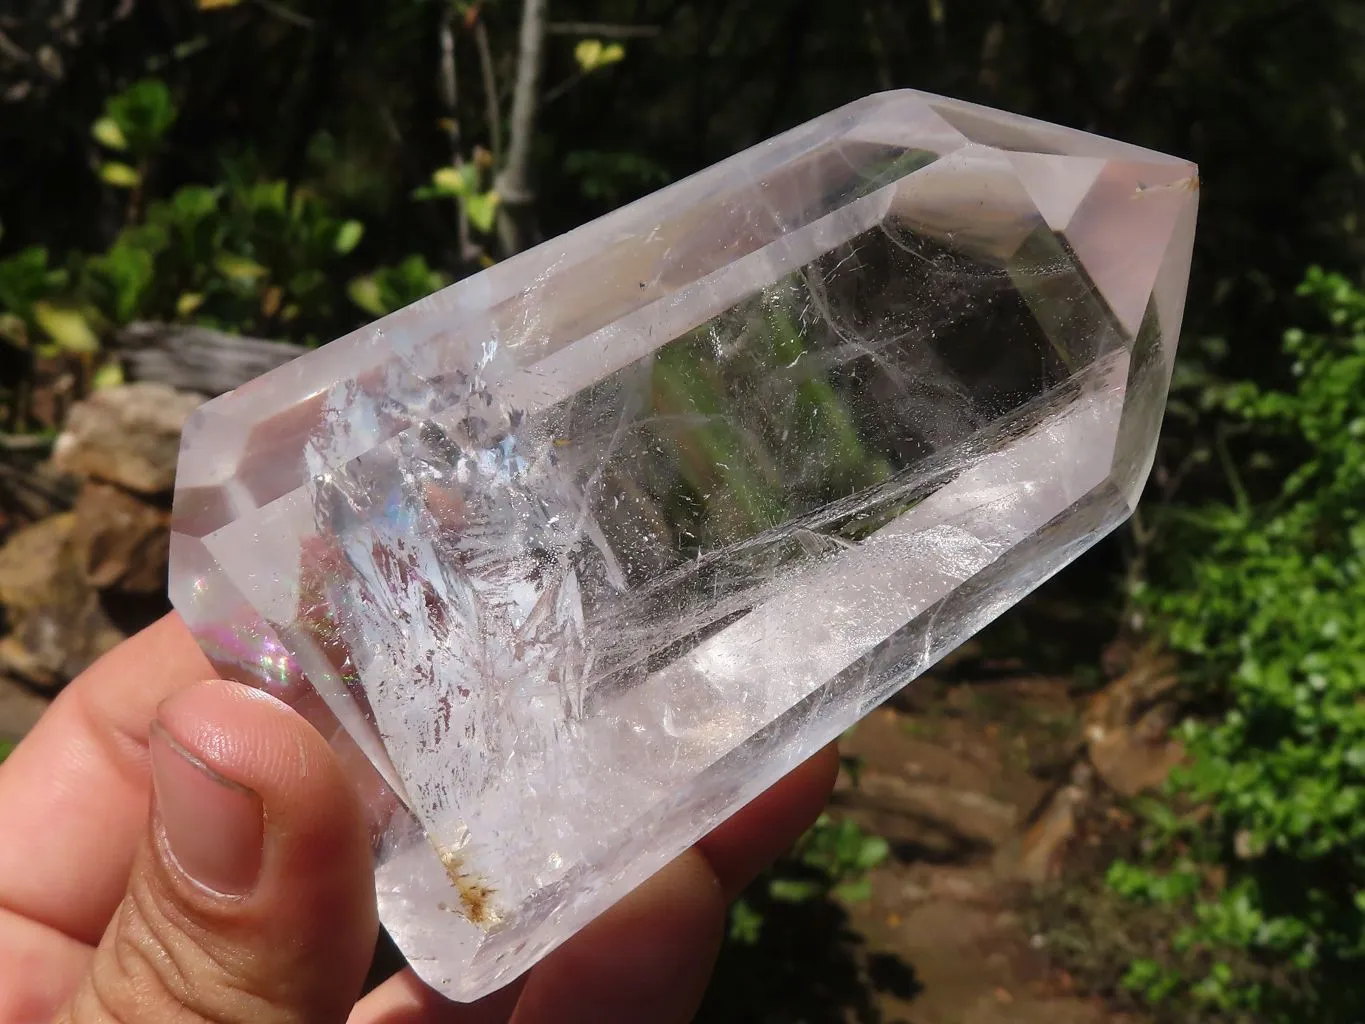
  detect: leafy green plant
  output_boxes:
[347,255,451,318]
[0,247,71,351]
[564,150,669,205]
[92,78,177,191]
[417,163,502,236]
[0,76,441,431]
[109,176,368,337]
[2,178,371,349]
[1123,267,1365,1021]
[0,77,390,374]
[728,812,890,946]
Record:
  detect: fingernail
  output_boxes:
[150,722,264,897]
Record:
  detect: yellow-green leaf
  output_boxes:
[91,117,128,151]
[99,162,141,189]
[92,360,125,390]
[214,254,269,283]
[465,190,501,234]
[574,39,625,72]
[176,292,205,318]
[334,219,365,255]
[347,276,386,317]
[33,302,100,354]
[432,165,477,198]
[574,39,604,71]
[198,0,245,8]
[432,167,462,194]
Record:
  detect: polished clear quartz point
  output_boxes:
[169,89,1197,1000]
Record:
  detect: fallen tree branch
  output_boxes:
[113,322,306,396]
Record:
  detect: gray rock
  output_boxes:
[50,382,203,494]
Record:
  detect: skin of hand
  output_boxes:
[0,614,838,1024]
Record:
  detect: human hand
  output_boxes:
[0,614,837,1023]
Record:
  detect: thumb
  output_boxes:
[59,681,379,1024]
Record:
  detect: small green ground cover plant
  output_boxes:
[1115,268,1365,1021]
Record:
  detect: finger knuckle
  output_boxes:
[64,871,283,1024]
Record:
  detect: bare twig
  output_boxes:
[0,28,31,64]
[494,0,548,255]
[541,69,587,106]
[473,18,503,165]
[250,0,315,29]
[1214,423,1250,515]
[438,6,459,115]
[545,21,659,38]
[438,5,476,263]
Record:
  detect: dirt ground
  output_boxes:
[704,650,1166,1024]
[835,682,1123,1024]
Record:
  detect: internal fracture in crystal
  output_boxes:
[169,88,1198,1000]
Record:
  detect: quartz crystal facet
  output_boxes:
[169,89,1197,1000]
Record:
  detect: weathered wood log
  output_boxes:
[113,322,307,396]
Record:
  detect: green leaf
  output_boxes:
[574,39,604,71]
[99,162,141,189]
[252,180,291,215]
[176,292,205,318]
[172,185,221,221]
[85,242,155,322]
[768,878,823,903]
[104,79,177,158]
[727,899,764,946]
[465,191,500,234]
[92,360,125,390]
[33,302,100,354]
[832,878,873,903]
[334,219,365,255]
[854,835,891,871]
[574,39,626,73]
[347,276,386,317]
[91,116,128,151]
[214,254,269,283]
[431,164,479,198]
[0,246,53,318]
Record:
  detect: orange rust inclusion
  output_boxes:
[437,848,501,928]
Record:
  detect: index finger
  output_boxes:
[0,613,214,944]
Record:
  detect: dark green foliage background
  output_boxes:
[4,2,1365,1020]
[4,1,1364,359]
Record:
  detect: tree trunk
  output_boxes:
[494,0,548,257]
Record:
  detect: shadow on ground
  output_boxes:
[700,895,919,1023]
